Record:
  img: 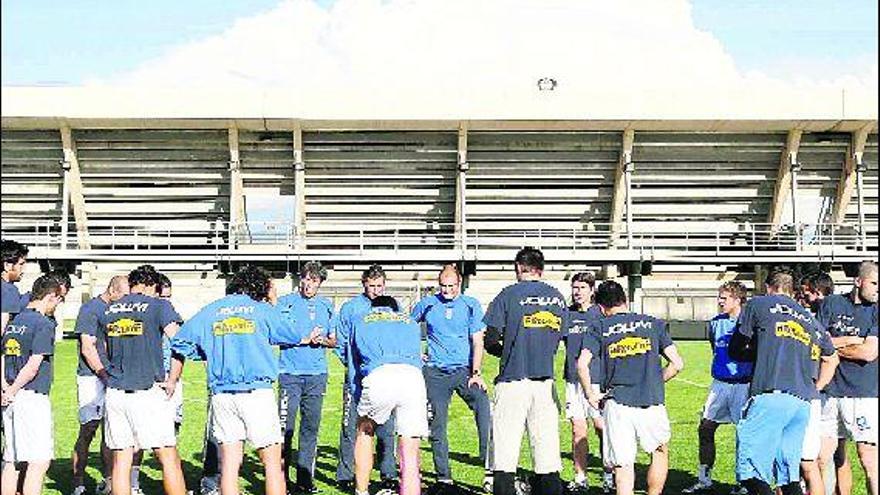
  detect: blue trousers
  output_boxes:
[736,392,810,486]
[336,379,398,482]
[278,373,328,488]
[424,366,492,480]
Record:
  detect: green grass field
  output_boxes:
[38,340,867,494]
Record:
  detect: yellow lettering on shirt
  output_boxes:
[212,317,256,336]
[811,343,820,361]
[4,338,21,357]
[522,311,562,331]
[775,320,811,346]
[363,313,411,324]
[608,336,652,358]
[107,318,144,337]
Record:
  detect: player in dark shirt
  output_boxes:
[729,268,839,495]
[1,239,28,334]
[818,261,878,495]
[484,247,567,495]
[576,280,684,495]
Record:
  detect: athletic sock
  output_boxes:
[130,466,141,489]
[698,464,712,483]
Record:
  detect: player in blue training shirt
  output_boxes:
[71,275,130,495]
[276,261,337,494]
[577,280,684,495]
[562,271,613,494]
[729,268,839,495]
[484,247,568,495]
[818,261,878,495]
[332,264,398,491]
[168,265,315,495]
[351,295,428,495]
[1,239,28,334]
[1,274,65,495]
[684,281,751,495]
[93,265,187,495]
[411,264,492,491]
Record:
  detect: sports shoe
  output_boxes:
[682,479,713,493]
[71,486,87,495]
[376,490,397,495]
[95,479,112,495]
[514,477,531,495]
[601,472,615,494]
[131,488,145,495]
[729,485,748,495]
[482,473,493,493]
[566,479,588,494]
[200,475,220,495]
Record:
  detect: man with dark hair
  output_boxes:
[20,269,73,309]
[92,265,187,495]
[684,281,751,495]
[351,295,428,495]
[411,264,492,492]
[168,264,315,495]
[800,272,835,315]
[1,239,28,334]
[577,280,684,495]
[484,247,567,495]
[730,268,839,495]
[276,261,337,493]
[819,261,878,495]
[71,275,130,495]
[563,271,613,494]
[333,264,398,490]
[1,273,65,495]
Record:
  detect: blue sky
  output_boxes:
[2,0,877,86]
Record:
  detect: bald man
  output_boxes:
[71,276,130,495]
[411,265,492,491]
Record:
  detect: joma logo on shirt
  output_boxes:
[608,336,652,358]
[775,320,811,346]
[364,312,411,324]
[107,302,149,314]
[519,296,566,307]
[830,318,861,337]
[568,323,589,334]
[218,306,255,316]
[107,318,144,337]
[4,338,21,356]
[212,317,256,336]
[769,304,812,324]
[604,320,653,337]
[522,311,562,331]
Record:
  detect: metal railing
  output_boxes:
[1,219,876,258]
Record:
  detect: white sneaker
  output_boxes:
[482,474,493,493]
[602,473,615,494]
[376,490,397,495]
[514,478,531,495]
[71,486,87,495]
[682,479,713,493]
[729,485,749,495]
[131,488,145,495]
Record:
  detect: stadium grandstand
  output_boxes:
[1,86,877,337]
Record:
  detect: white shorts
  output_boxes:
[492,379,562,474]
[565,382,602,421]
[702,380,750,424]
[2,390,54,462]
[802,400,825,461]
[211,388,282,449]
[171,380,183,424]
[836,397,878,444]
[104,385,177,450]
[358,364,429,438]
[77,374,107,424]
[602,399,671,468]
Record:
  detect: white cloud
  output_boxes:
[79,0,880,118]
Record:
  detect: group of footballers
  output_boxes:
[1,237,877,495]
